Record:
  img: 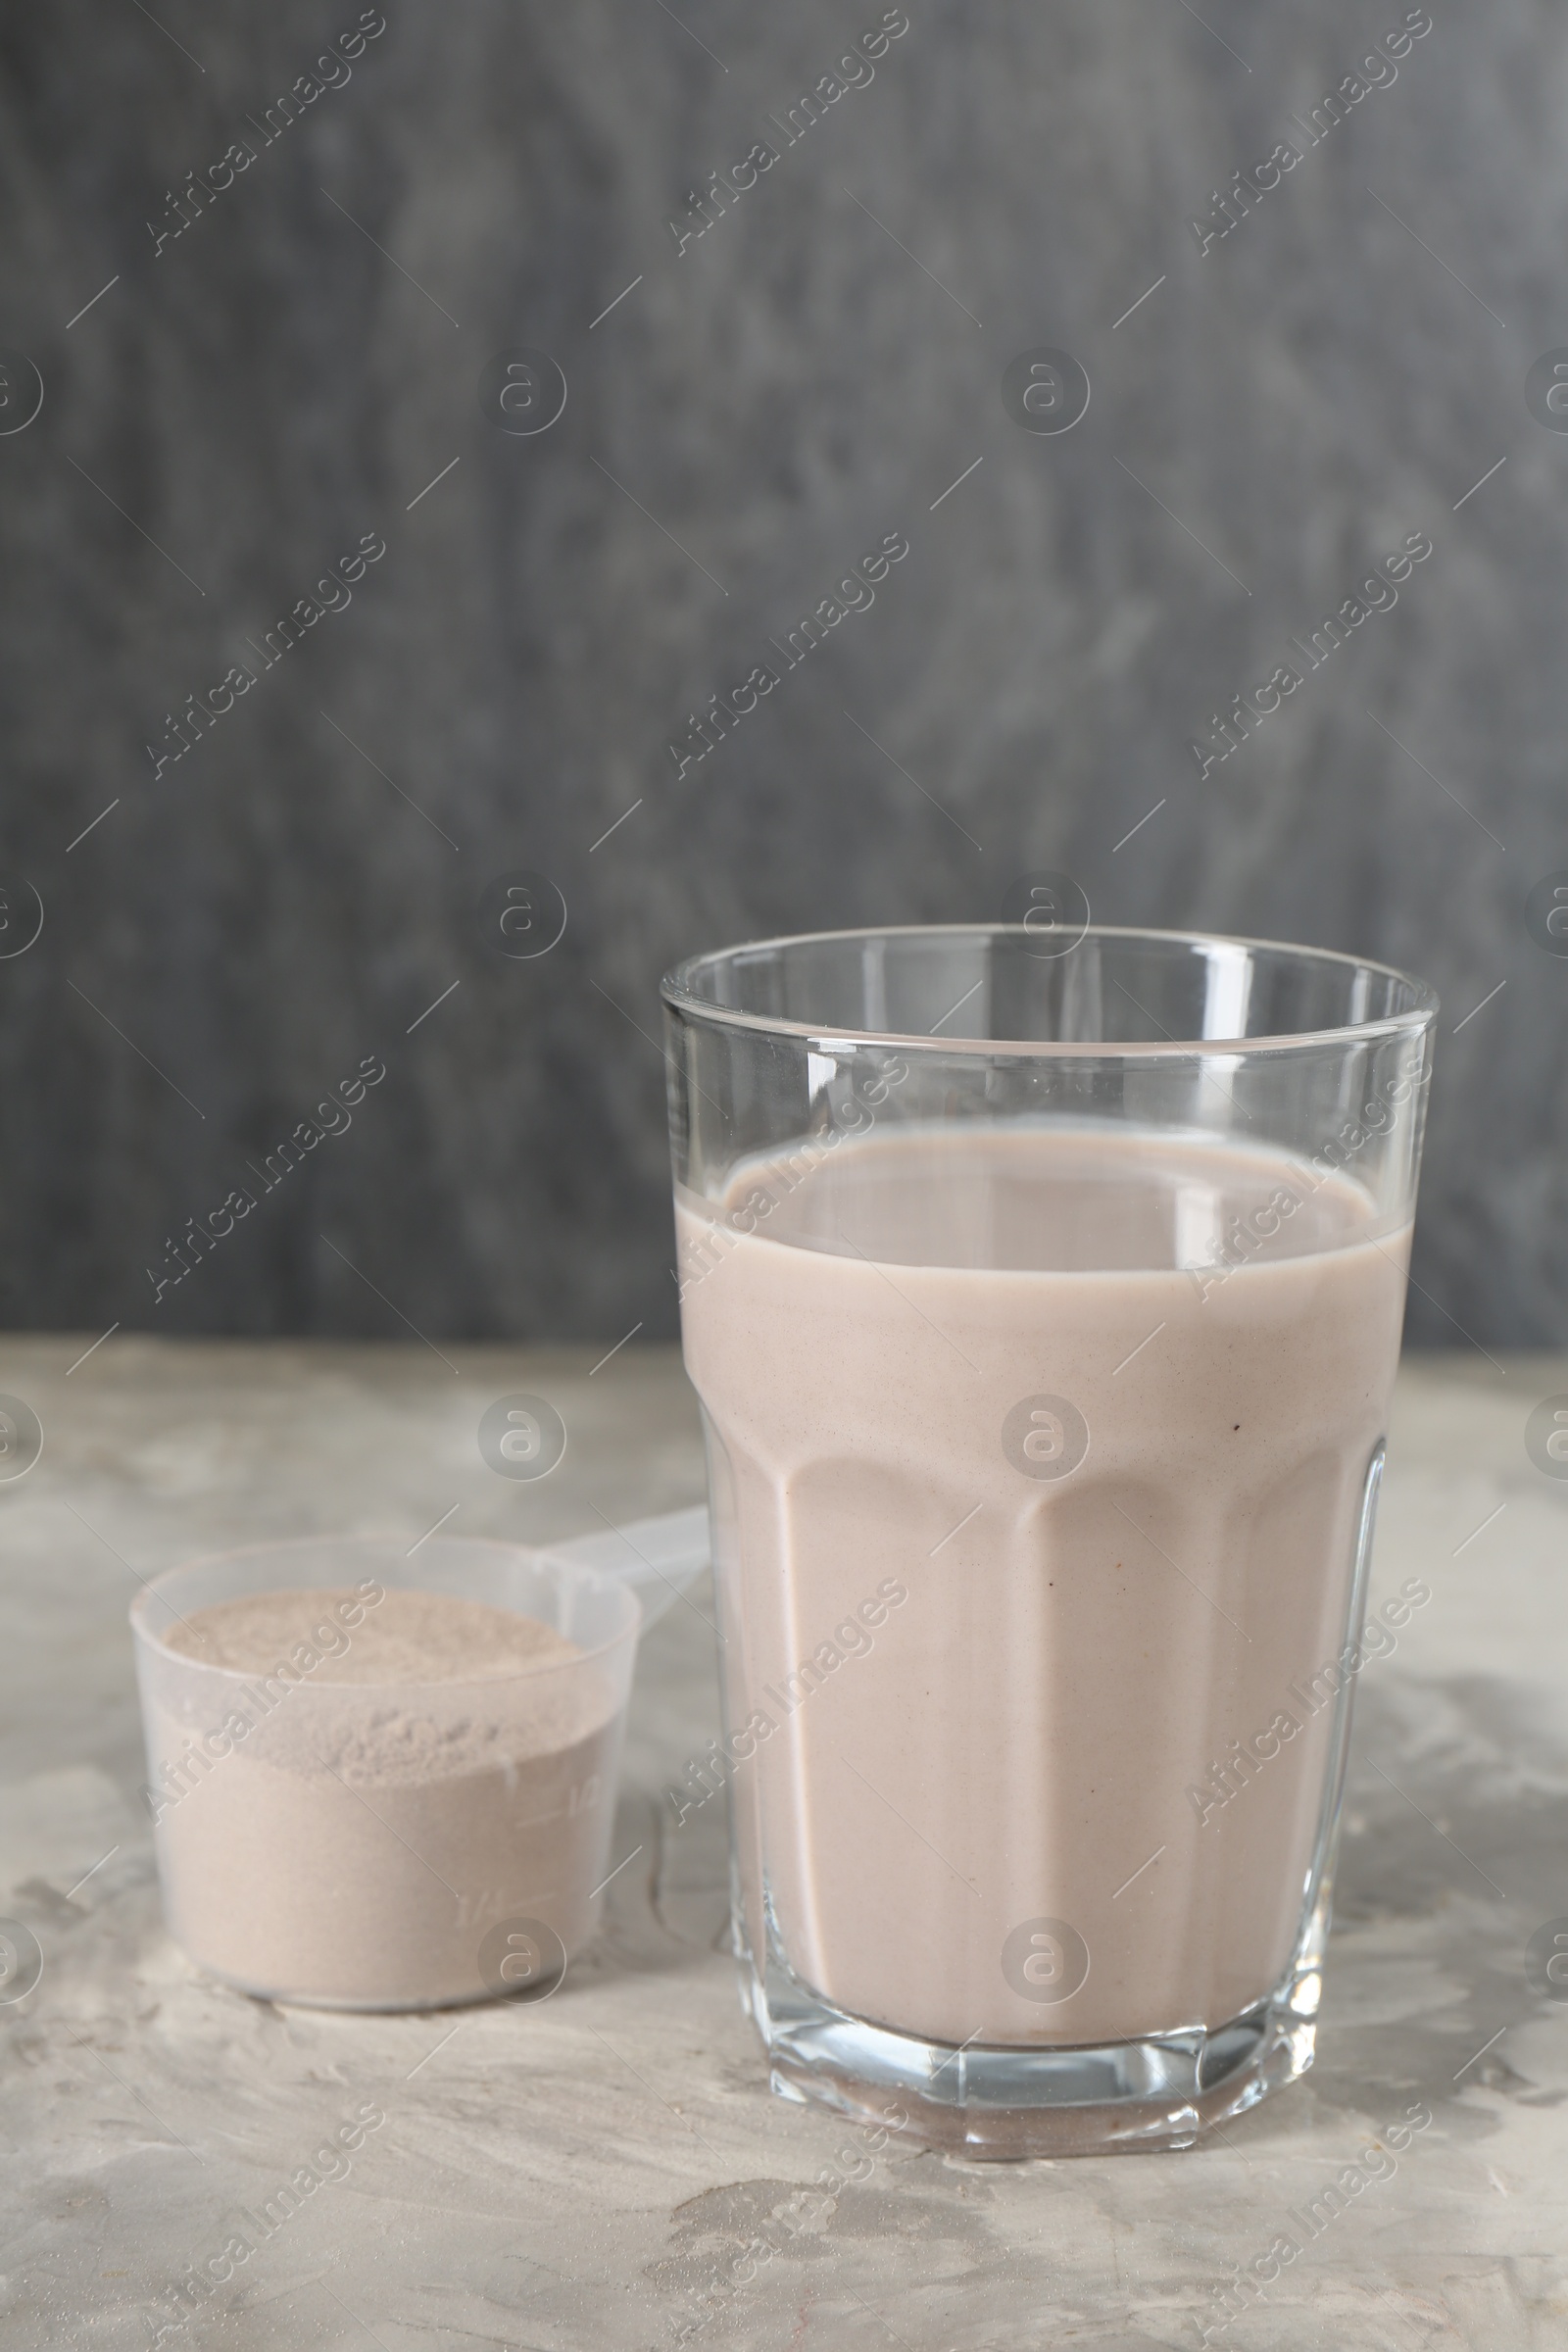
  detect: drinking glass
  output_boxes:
[662,925,1436,2154]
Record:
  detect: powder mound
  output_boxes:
[161,1586,583,1685]
[144,1579,627,2002]
[303,1690,614,1784]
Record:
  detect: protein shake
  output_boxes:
[676,1121,1409,2051]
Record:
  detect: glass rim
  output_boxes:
[128,1532,642,1689]
[660,923,1439,1058]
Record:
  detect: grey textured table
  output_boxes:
[2,1338,1565,2351]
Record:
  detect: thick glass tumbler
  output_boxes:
[662,926,1436,2155]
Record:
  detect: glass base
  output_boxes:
[747,1902,1326,2158]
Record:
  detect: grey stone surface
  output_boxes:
[0,3,1563,1341]
[1,1336,1566,2348]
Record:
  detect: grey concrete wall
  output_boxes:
[0,0,1560,1346]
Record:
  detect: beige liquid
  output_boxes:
[676,1123,1409,2050]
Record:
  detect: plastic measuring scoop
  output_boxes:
[531,1503,710,1632]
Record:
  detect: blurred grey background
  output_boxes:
[0,0,1559,1347]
